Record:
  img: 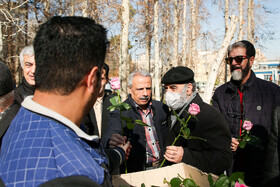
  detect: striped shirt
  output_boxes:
[135,102,161,164]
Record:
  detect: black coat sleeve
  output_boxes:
[101,109,123,148]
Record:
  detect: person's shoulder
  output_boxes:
[214,82,230,93]
[151,100,169,113]
[151,99,167,107]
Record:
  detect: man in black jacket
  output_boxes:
[102,70,169,173]
[82,63,115,137]
[212,40,280,186]
[0,61,20,146]
[161,66,232,175]
[14,45,36,104]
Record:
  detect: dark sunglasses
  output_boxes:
[225,55,249,64]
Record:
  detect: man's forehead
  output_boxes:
[230,47,246,54]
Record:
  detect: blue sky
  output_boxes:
[261,0,280,60]
[205,0,280,60]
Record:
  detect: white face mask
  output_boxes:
[165,91,187,110]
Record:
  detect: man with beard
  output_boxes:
[102,70,169,173]
[161,66,232,175]
[212,40,280,186]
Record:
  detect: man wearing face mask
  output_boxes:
[161,66,232,175]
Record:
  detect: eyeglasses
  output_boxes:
[225,55,249,64]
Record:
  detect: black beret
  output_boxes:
[0,61,14,96]
[161,66,194,84]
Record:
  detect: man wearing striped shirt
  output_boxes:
[102,70,170,173]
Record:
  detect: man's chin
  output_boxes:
[26,78,36,86]
[231,70,242,81]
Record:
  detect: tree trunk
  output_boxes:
[238,0,244,41]
[224,0,229,83]
[247,0,254,43]
[82,0,88,17]
[70,0,75,16]
[189,0,196,69]
[203,15,238,104]
[225,0,229,34]
[145,0,151,72]
[182,0,187,66]
[154,0,161,101]
[119,0,130,99]
[172,0,179,68]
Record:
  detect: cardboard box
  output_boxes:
[112,163,218,187]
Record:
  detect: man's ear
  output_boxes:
[186,83,193,95]
[249,56,254,67]
[87,66,100,94]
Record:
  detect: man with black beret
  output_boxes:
[0,61,20,146]
[161,66,232,175]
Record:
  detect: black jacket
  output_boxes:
[0,102,20,146]
[102,95,170,173]
[263,106,280,185]
[166,94,232,175]
[82,93,116,138]
[14,78,35,104]
[212,71,280,185]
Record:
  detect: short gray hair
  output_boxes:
[128,70,152,88]
[20,45,34,68]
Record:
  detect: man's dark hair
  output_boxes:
[103,63,109,79]
[227,40,256,58]
[33,16,108,95]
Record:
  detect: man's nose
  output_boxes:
[143,89,148,96]
[31,65,36,73]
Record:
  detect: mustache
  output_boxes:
[140,96,149,100]
[231,66,242,71]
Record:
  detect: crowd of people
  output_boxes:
[0,16,279,187]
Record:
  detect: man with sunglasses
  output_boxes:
[212,40,280,186]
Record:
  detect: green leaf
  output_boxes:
[208,174,214,187]
[170,178,182,187]
[237,178,246,184]
[182,178,197,187]
[127,122,135,129]
[239,140,246,149]
[229,172,244,182]
[215,176,230,187]
[120,116,133,123]
[181,128,190,140]
[189,136,207,141]
[123,103,131,110]
[107,105,116,112]
[247,135,261,146]
[135,119,150,127]
[173,110,188,127]
[185,128,190,137]
[109,96,120,105]
[141,183,146,187]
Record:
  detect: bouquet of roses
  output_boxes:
[159,103,206,168]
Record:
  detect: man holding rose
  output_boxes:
[161,66,232,175]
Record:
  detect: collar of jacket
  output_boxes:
[227,70,256,93]
[126,94,155,116]
[22,77,35,94]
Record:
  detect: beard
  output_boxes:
[231,62,251,81]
